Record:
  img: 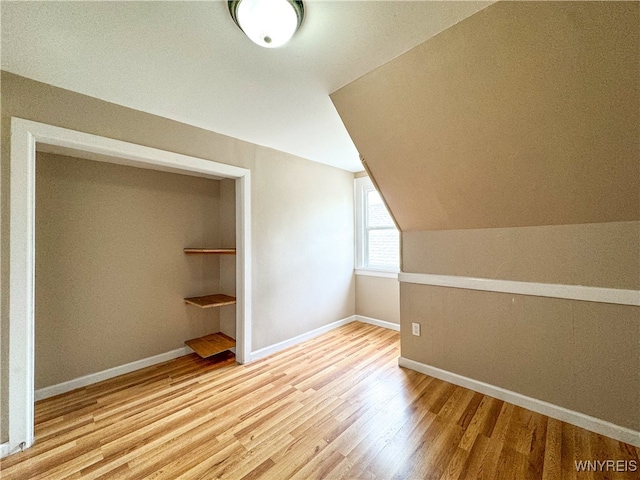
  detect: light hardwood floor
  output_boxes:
[1,322,638,479]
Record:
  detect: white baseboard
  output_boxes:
[398,357,640,448]
[250,315,356,361]
[0,440,31,459]
[250,314,400,362]
[35,346,192,401]
[355,315,400,331]
[33,316,398,401]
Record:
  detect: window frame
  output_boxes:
[354,176,399,275]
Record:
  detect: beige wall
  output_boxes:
[1,72,356,441]
[355,275,399,325]
[332,1,639,232]
[401,284,640,431]
[404,222,640,290]
[35,153,225,388]
[332,2,640,432]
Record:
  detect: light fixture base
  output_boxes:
[228,0,304,48]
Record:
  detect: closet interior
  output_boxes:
[35,151,237,393]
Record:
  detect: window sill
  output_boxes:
[355,269,399,279]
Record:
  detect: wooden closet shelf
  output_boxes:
[185,332,236,358]
[184,294,236,309]
[184,248,236,255]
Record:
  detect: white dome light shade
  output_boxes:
[229,0,304,48]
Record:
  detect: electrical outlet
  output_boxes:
[412,322,421,336]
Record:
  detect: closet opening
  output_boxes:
[7,118,252,455]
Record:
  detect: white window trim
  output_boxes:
[355,269,399,279]
[354,176,399,275]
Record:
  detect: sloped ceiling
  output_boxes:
[331,1,639,230]
[0,0,491,172]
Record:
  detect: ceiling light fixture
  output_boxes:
[228,0,304,48]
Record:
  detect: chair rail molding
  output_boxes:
[399,272,640,306]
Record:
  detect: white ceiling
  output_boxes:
[1,1,490,172]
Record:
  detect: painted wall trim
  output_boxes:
[399,272,640,306]
[1,443,10,459]
[251,315,400,362]
[0,439,29,459]
[35,347,193,401]
[34,316,399,402]
[8,117,252,455]
[399,357,640,447]
[8,118,36,453]
[355,315,400,331]
[251,316,356,361]
[355,269,399,279]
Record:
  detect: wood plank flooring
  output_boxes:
[1,322,638,479]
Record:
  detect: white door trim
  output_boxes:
[7,117,252,454]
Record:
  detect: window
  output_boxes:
[355,176,399,272]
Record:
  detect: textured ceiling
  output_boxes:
[1,1,490,171]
